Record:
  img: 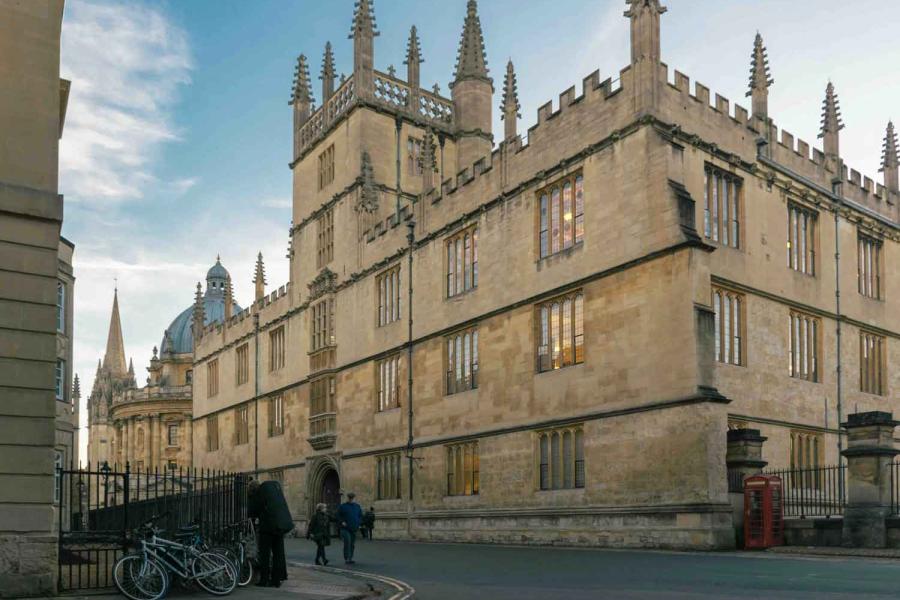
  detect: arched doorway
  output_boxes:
[320,469,340,515]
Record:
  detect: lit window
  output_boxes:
[536,292,584,372]
[446,328,478,395]
[538,172,584,259]
[446,442,479,496]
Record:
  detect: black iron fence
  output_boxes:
[57,462,248,593]
[762,465,846,519]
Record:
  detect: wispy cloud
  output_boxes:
[60,0,192,204]
[259,197,293,209]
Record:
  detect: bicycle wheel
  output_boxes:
[237,556,254,587]
[209,546,252,587]
[191,551,237,595]
[113,555,168,600]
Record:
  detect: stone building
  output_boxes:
[191,0,899,549]
[0,0,69,593]
[55,236,78,491]
[87,259,240,474]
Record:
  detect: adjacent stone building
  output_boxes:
[55,237,78,502]
[0,0,69,594]
[191,0,900,549]
[87,259,240,474]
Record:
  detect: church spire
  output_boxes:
[254,252,266,302]
[405,25,422,90]
[73,374,80,402]
[882,120,899,193]
[501,59,520,141]
[102,288,127,376]
[320,42,335,103]
[350,0,378,97]
[453,0,489,84]
[819,81,844,164]
[747,32,773,120]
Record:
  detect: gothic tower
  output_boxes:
[451,0,493,173]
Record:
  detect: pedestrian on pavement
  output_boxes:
[248,479,294,587]
[362,507,375,540]
[337,492,363,565]
[306,502,331,566]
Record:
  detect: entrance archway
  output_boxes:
[320,469,340,515]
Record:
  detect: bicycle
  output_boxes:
[208,520,255,587]
[113,513,237,600]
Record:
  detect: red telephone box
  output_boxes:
[743,475,784,549]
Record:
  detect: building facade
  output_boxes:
[55,237,78,504]
[191,0,900,549]
[0,0,68,594]
[87,260,240,474]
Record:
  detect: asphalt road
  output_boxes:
[286,538,900,599]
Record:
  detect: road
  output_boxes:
[286,538,900,599]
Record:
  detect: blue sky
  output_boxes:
[60,0,900,462]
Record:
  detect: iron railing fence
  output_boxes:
[57,462,248,593]
[761,465,846,519]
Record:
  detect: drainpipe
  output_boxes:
[395,117,402,219]
[406,221,415,506]
[253,312,260,475]
[832,177,843,462]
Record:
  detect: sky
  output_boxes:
[60,0,900,463]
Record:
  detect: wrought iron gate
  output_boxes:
[57,462,248,593]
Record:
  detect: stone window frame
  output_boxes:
[376,264,401,327]
[703,164,743,249]
[536,425,585,491]
[167,460,178,471]
[206,414,219,452]
[57,280,65,333]
[235,343,250,386]
[56,358,65,401]
[788,429,823,490]
[167,423,180,447]
[316,207,334,268]
[712,286,746,367]
[268,394,284,437]
[310,376,336,419]
[269,326,285,372]
[445,441,479,497]
[207,359,219,397]
[788,310,820,383]
[859,330,886,396]
[376,353,402,412]
[54,450,62,504]
[317,143,335,190]
[535,291,584,373]
[787,202,818,277]
[406,136,423,176]
[310,298,335,352]
[445,326,478,396]
[234,405,249,446]
[375,452,402,500]
[445,225,478,299]
[857,232,884,300]
[537,171,584,260]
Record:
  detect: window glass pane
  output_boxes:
[562,299,572,366]
[733,297,741,365]
[447,242,455,296]
[540,435,549,490]
[456,238,463,294]
[574,295,584,364]
[575,429,585,488]
[463,333,471,388]
[455,335,463,386]
[472,230,478,288]
[563,182,573,249]
[722,178,729,246]
[551,303,561,369]
[563,431,573,488]
[711,173,719,241]
[464,233,471,291]
[714,292,721,362]
[472,330,479,387]
[551,187,560,254]
[704,170,711,238]
[575,175,584,244]
[540,194,549,257]
[551,433,561,489]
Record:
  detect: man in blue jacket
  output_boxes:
[336,492,363,565]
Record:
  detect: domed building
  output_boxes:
[87,258,241,472]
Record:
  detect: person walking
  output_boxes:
[362,507,375,540]
[305,503,331,566]
[248,479,294,587]
[336,492,363,565]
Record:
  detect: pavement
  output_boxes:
[286,538,900,600]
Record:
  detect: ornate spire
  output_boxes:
[128,358,135,377]
[321,42,335,103]
[819,81,844,161]
[882,120,899,192]
[501,59,520,140]
[405,25,423,90]
[349,0,378,39]
[192,282,205,343]
[73,374,80,401]
[747,32,773,95]
[254,252,266,302]
[224,274,234,319]
[625,0,666,65]
[819,81,845,138]
[418,129,437,174]
[453,0,489,84]
[356,151,379,213]
[290,54,313,107]
[102,288,127,376]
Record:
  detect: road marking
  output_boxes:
[289,561,415,600]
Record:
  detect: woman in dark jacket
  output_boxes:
[248,480,294,587]
[306,503,331,566]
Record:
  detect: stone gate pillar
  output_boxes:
[726,428,768,482]
[841,411,899,548]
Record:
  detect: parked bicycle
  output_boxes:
[113,513,237,600]
[208,520,256,587]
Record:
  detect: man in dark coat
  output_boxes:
[248,480,293,587]
[336,492,363,565]
[361,507,375,540]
